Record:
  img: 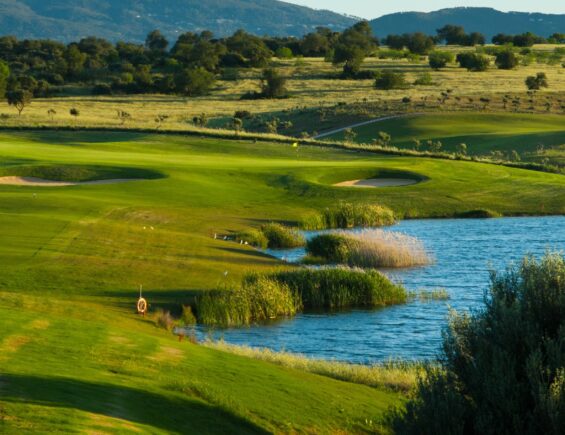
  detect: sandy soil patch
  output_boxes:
[0,176,144,187]
[333,178,419,188]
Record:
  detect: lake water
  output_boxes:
[199,216,565,363]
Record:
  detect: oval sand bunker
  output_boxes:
[334,178,419,188]
[0,176,144,187]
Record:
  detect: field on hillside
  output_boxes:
[325,112,565,164]
[1,52,564,135]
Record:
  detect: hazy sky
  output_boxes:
[285,1,565,19]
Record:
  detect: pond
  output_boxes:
[199,216,565,363]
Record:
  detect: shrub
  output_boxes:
[154,309,176,331]
[495,50,519,70]
[428,51,454,69]
[260,223,305,249]
[270,267,407,309]
[306,230,430,268]
[526,72,549,90]
[196,276,299,327]
[302,202,396,230]
[234,228,269,249]
[391,253,565,435]
[413,72,434,86]
[374,71,408,90]
[456,52,490,71]
[275,47,293,59]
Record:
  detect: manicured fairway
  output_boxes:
[0,131,564,433]
[326,113,565,164]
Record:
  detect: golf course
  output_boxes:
[0,129,563,433]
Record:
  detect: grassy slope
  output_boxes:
[0,131,564,432]
[327,112,565,164]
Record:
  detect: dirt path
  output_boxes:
[333,178,419,188]
[314,113,423,139]
[0,176,144,187]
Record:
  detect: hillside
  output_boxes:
[0,0,355,41]
[370,7,565,40]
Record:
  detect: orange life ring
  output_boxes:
[137,297,147,314]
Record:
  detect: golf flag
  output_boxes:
[292,142,299,148]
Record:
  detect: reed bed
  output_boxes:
[260,223,306,249]
[302,202,396,230]
[204,341,422,393]
[196,276,300,327]
[268,267,407,309]
[306,230,431,268]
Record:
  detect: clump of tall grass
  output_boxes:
[204,340,422,393]
[234,228,269,249]
[195,275,300,327]
[457,209,502,219]
[268,267,407,309]
[154,309,176,331]
[306,230,431,268]
[302,202,396,230]
[260,222,305,249]
[408,289,450,301]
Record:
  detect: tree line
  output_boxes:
[0,22,562,106]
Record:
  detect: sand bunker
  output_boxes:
[0,176,143,187]
[334,178,419,188]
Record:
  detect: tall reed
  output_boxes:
[269,267,407,309]
[302,202,396,230]
[306,230,431,268]
[196,276,300,327]
[260,223,306,249]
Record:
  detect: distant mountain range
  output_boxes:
[370,8,565,40]
[0,0,356,41]
[0,2,563,43]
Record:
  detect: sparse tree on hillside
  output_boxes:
[495,50,519,70]
[7,89,32,116]
[429,51,454,69]
[260,68,287,99]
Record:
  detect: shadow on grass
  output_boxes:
[4,130,151,146]
[0,373,269,434]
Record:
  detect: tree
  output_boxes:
[374,71,407,90]
[7,89,32,116]
[391,253,565,435]
[456,143,467,155]
[333,21,377,76]
[495,50,519,70]
[70,108,80,119]
[174,67,215,96]
[404,33,435,55]
[526,72,548,90]
[343,128,357,142]
[260,68,287,99]
[436,25,466,45]
[428,51,454,69]
[65,45,87,77]
[0,61,9,99]
[145,30,168,52]
[275,47,293,59]
[226,30,272,67]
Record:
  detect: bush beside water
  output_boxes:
[391,252,565,434]
[302,202,396,230]
[195,268,407,326]
[260,223,306,249]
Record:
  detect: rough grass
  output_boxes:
[0,164,163,182]
[204,340,422,393]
